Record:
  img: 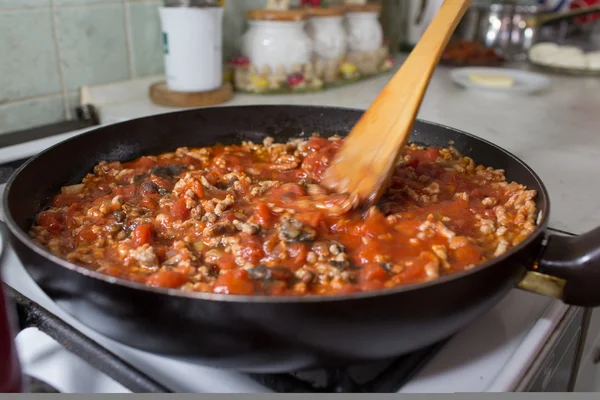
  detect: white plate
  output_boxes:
[450,67,551,94]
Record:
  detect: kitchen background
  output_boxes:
[2,0,597,135]
[1,0,357,135]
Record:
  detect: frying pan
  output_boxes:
[3,105,600,373]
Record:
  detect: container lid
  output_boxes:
[245,9,308,21]
[304,7,345,17]
[163,0,224,7]
[342,3,382,13]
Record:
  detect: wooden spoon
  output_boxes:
[321,0,472,209]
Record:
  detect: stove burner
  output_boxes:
[5,284,445,393]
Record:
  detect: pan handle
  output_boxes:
[534,226,600,307]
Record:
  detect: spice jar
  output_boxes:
[343,3,383,53]
[241,9,313,73]
[159,0,224,92]
[305,7,347,62]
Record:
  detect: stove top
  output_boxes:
[0,168,574,394]
[8,282,446,393]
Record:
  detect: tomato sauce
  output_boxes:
[30,136,537,296]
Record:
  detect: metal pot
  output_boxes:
[454,1,600,60]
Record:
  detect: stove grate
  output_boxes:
[5,285,445,393]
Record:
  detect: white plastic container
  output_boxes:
[344,4,383,53]
[159,4,223,92]
[241,9,312,73]
[305,8,347,61]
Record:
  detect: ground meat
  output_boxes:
[30,135,538,296]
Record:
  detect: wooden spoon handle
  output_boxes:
[322,0,472,208]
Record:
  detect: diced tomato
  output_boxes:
[213,269,255,295]
[146,271,189,289]
[239,234,264,265]
[306,137,330,151]
[423,147,440,164]
[454,244,483,267]
[189,178,205,199]
[52,194,81,208]
[77,228,98,243]
[405,157,420,168]
[267,183,306,200]
[397,265,427,284]
[38,211,62,232]
[64,204,82,229]
[301,151,332,180]
[440,171,460,184]
[363,209,391,238]
[254,202,275,228]
[359,280,384,292]
[294,211,323,229]
[134,156,155,169]
[140,195,159,211]
[171,198,190,220]
[262,233,279,255]
[150,174,175,191]
[220,210,237,223]
[335,286,361,295]
[114,185,137,201]
[287,243,308,269]
[359,264,388,283]
[204,169,226,186]
[132,224,154,247]
[214,253,237,270]
[393,220,421,237]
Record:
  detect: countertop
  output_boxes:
[90,60,600,235]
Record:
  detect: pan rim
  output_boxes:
[2,105,551,304]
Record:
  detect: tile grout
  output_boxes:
[0,93,64,107]
[49,0,72,120]
[123,1,136,79]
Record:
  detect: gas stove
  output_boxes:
[0,158,588,394]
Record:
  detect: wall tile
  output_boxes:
[0,0,50,8]
[0,9,61,102]
[66,91,81,118]
[55,4,130,91]
[55,0,122,5]
[0,96,65,135]
[128,1,164,77]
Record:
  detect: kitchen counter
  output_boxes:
[5,56,600,393]
[90,59,600,236]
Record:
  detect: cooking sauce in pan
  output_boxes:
[29,136,537,296]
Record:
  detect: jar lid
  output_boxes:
[163,0,223,7]
[342,3,382,13]
[304,7,345,17]
[245,9,308,21]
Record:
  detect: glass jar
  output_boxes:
[305,7,347,62]
[344,3,383,53]
[241,9,313,73]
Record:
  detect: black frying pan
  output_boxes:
[3,106,600,373]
